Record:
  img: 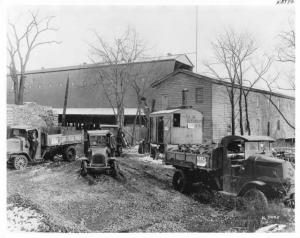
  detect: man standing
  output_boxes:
[28,130,38,160]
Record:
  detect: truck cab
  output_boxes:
[7,126,44,169]
[220,136,294,199]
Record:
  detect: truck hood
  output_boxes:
[7,137,24,153]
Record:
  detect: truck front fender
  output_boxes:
[238,181,267,197]
[78,156,89,162]
[8,153,31,162]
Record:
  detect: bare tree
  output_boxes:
[277,21,295,64]
[276,19,295,91]
[129,61,167,144]
[204,29,258,135]
[7,11,60,105]
[262,76,295,130]
[89,28,146,129]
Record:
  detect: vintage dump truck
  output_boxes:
[7,125,83,170]
[164,135,295,208]
[79,130,119,177]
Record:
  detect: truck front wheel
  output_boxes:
[64,146,76,162]
[172,170,191,193]
[13,155,28,170]
[241,188,268,231]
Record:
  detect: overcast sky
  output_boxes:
[7,4,295,95]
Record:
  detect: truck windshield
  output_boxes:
[11,129,27,138]
[90,135,107,146]
[245,141,272,157]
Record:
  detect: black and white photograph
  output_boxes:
[1,0,297,235]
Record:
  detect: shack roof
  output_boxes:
[150,109,181,116]
[87,130,111,136]
[53,108,143,116]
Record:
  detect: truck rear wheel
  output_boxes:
[64,146,76,162]
[172,170,191,193]
[13,155,28,170]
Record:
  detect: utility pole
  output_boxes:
[195,6,198,73]
[62,74,70,127]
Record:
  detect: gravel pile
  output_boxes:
[7,204,48,232]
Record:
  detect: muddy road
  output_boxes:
[7,152,294,232]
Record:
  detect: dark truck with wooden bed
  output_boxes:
[163,135,295,209]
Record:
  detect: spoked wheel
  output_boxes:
[241,188,268,231]
[80,161,88,177]
[64,146,76,162]
[13,155,28,170]
[172,169,191,193]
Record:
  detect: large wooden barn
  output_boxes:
[7,55,193,130]
[7,54,294,143]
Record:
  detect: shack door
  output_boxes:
[157,117,164,144]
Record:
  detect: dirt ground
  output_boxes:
[7,150,294,233]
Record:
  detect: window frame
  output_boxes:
[195,87,204,104]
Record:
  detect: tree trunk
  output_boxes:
[230,91,235,135]
[17,74,25,105]
[62,77,70,127]
[239,87,244,135]
[243,92,251,135]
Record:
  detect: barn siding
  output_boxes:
[212,84,295,142]
[151,73,213,142]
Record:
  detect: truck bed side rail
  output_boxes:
[47,134,83,146]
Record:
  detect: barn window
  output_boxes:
[277,120,280,130]
[195,87,203,104]
[161,95,168,110]
[173,113,180,127]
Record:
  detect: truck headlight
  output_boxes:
[196,156,207,167]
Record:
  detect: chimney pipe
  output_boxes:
[182,88,188,108]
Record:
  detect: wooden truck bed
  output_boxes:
[46,133,83,147]
[165,151,211,170]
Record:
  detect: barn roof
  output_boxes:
[7,55,193,108]
[151,69,295,100]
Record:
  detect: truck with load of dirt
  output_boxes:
[7,125,83,170]
[163,135,295,209]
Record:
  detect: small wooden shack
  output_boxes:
[150,108,203,145]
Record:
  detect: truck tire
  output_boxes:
[64,146,76,162]
[242,188,268,212]
[172,169,191,193]
[242,188,268,231]
[13,155,28,170]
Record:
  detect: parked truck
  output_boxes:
[7,125,83,170]
[164,135,295,209]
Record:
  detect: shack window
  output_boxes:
[173,113,180,127]
[195,87,203,103]
[277,120,280,130]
